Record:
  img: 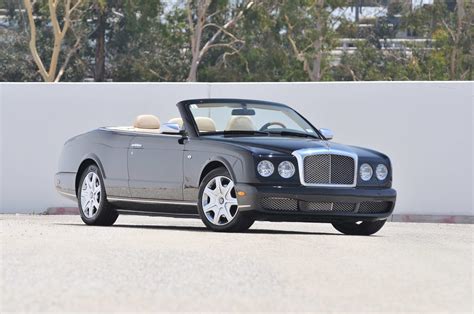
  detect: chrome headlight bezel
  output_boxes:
[257,160,274,177]
[359,163,373,181]
[278,161,295,179]
[376,164,388,181]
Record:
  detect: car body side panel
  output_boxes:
[128,134,184,200]
[57,129,134,197]
[183,139,247,201]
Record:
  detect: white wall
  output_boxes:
[1,82,472,216]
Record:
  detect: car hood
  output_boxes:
[205,136,387,160]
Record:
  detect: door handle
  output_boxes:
[130,143,143,149]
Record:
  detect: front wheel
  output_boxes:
[198,167,254,232]
[332,219,387,236]
[78,164,118,226]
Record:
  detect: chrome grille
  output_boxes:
[358,201,391,213]
[300,202,356,212]
[303,154,355,185]
[261,197,298,211]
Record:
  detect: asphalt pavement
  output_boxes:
[1,214,472,312]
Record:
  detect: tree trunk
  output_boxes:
[94,8,106,82]
[450,0,465,80]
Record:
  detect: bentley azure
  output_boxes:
[56,99,396,235]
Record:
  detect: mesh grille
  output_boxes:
[304,155,330,184]
[331,155,355,184]
[358,201,391,213]
[303,154,355,185]
[300,202,356,213]
[261,198,298,211]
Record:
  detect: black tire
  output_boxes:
[332,219,386,236]
[198,167,254,232]
[77,164,118,226]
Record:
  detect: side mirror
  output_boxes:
[320,128,334,140]
[160,123,182,135]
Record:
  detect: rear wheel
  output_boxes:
[78,164,118,226]
[198,167,254,232]
[332,219,386,236]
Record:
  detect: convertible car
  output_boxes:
[56,98,396,235]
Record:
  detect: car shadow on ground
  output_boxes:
[54,223,343,236]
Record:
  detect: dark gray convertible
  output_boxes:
[56,99,396,235]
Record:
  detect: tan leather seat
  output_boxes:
[133,114,160,129]
[169,117,216,132]
[195,117,216,132]
[226,116,255,131]
[168,117,183,128]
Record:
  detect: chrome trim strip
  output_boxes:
[292,147,358,188]
[57,190,77,198]
[107,196,197,206]
[237,205,251,209]
[116,209,197,216]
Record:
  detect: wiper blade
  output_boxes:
[268,130,319,139]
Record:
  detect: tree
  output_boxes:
[23,0,84,82]
[281,0,346,81]
[185,0,254,82]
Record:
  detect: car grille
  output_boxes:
[303,154,355,185]
[300,202,356,212]
[261,197,298,211]
[262,199,392,214]
[358,201,392,213]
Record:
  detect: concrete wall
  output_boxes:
[1,82,472,216]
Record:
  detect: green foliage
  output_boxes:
[0,0,471,81]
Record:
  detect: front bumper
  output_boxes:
[235,184,396,223]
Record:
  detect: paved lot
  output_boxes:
[1,215,472,312]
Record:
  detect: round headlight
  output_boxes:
[278,161,295,178]
[359,163,373,181]
[376,164,388,180]
[257,160,274,177]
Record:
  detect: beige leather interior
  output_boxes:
[107,115,217,135]
[169,116,216,132]
[133,114,161,129]
[195,117,216,132]
[168,117,184,128]
[226,116,255,131]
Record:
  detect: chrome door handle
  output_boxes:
[130,143,143,149]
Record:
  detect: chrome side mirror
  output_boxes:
[160,123,182,134]
[320,128,334,140]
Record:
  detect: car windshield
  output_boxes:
[188,102,319,138]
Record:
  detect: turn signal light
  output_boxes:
[237,191,246,197]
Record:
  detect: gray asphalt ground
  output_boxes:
[1,214,472,313]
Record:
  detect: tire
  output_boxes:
[198,167,254,232]
[332,219,386,236]
[78,164,118,226]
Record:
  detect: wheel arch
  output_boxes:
[75,154,106,196]
[199,158,236,185]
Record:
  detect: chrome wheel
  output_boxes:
[80,172,101,218]
[202,175,238,226]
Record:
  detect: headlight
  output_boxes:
[359,163,373,181]
[376,164,388,180]
[257,160,274,177]
[278,161,295,178]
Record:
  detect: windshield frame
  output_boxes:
[178,98,323,139]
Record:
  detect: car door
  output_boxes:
[128,133,184,200]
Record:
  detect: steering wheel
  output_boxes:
[259,121,287,131]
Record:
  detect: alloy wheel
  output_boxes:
[81,172,101,218]
[202,176,238,226]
